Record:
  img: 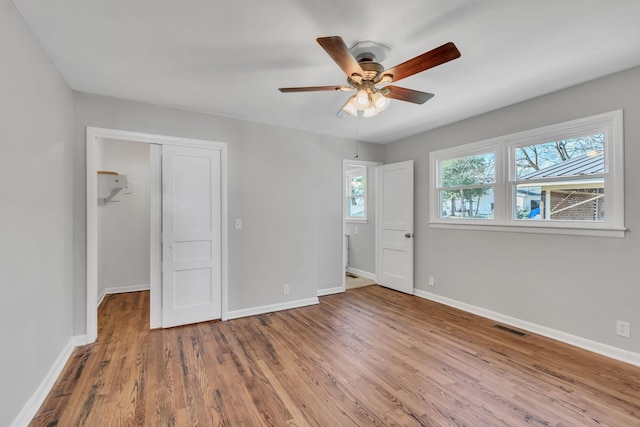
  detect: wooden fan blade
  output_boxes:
[383,86,434,104]
[317,36,365,78]
[382,42,461,82]
[279,85,350,93]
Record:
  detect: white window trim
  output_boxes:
[345,166,368,222]
[429,110,625,238]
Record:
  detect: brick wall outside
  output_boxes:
[549,189,604,220]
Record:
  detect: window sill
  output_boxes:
[346,219,368,224]
[428,221,627,238]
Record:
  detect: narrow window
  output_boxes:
[346,166,367,221]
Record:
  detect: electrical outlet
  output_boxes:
[235,219,242,230]
[283,284,290,295]
[428,276,435,287]
[616,320,630,338]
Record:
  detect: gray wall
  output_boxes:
[73,93,384,334]
[98,139,150,297]
[383,66,640,353]
[0,0,74,425]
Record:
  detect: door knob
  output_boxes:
[404,233,414,238]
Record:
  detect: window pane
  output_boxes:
[515,180,604,221]
[349,175,365,197]
[439,187,494,219]
[515,134,604,179]
[348,196,365,217]
[441,153,495,188]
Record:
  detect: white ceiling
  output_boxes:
[12,0,640,143]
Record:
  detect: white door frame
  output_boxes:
[86,126,228,343]
[341,159,382,292]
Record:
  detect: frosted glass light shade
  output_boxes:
[341,98,357,116]
[354,89,370,110]
[362,102,378,117]
[371,91,390,112]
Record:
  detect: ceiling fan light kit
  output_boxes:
[279,36,461,118]
[341,87,391,118]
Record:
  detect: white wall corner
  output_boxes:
[10,338,77,427]
[345,267,376,281]
[226,297,319,320]
[317,286,344,297]
[98,284,150,308]
[71,335,88,347]
[97,290,107,308]
[413,288,640,368]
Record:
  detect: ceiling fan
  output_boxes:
[278,36,461,118]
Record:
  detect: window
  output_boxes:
[345,166,367,221]
[512,134,605,222]
[430,110,624,237]
[439,152,496,219]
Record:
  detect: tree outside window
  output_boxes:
[439,153,495,219]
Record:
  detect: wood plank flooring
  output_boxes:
[30,286,640,426]
[345,273,376,290]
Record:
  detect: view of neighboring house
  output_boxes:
[517,153,604,221]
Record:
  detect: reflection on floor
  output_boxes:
[345,273,376,290]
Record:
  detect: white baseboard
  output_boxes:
[10,335,82,427]
[317,286,344,297]
[98,283,150,306]
[71,334,88,347]
[346,267,376,281]
[413,289,640,368]
[226,297,319,320]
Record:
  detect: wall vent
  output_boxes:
[493,324,528,337]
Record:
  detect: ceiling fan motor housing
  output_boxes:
[348,61,384,87]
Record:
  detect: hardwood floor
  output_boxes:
[345,273,376,289]
[31,286,640,426]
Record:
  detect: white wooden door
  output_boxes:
[162,145,221,327]
[377,160,414,294]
